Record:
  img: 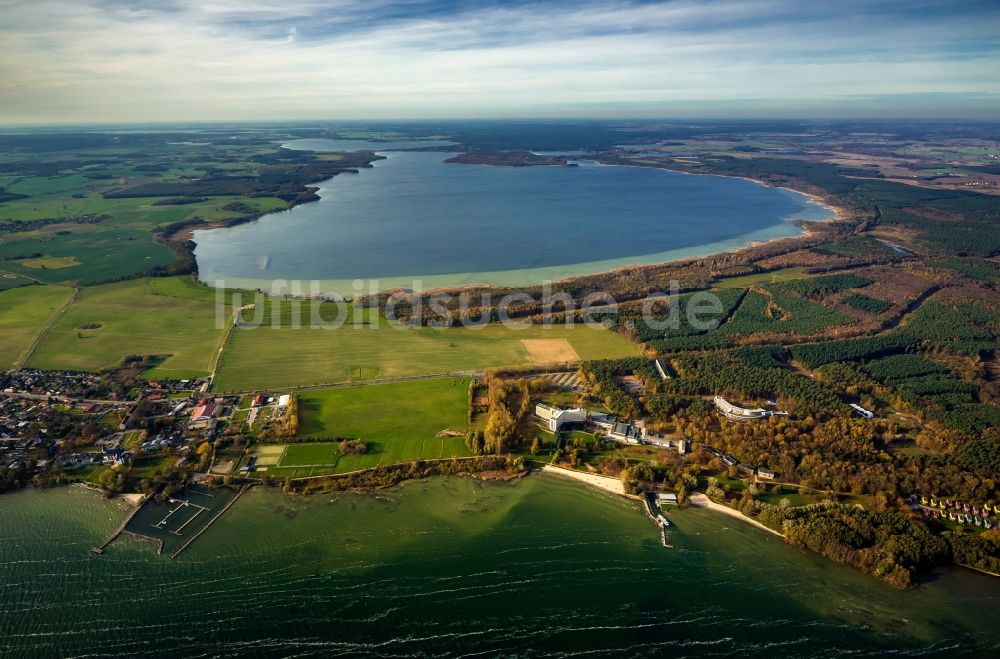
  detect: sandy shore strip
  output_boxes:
[689,493,783,538]
[540,464,636,497]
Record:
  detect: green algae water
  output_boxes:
[1,476,998,657]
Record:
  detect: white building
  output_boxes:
[654,358,672,381]
[713,396,787,421]
[849,403,875,419]
[277,394,291,408]
[643,432,688,454]
[535,404,587,432]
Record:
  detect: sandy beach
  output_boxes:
[540,464,636,498]
[689,493,784,538]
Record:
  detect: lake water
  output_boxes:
[2,477,998,657]
[194,140,832,294]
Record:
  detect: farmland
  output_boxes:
[27,276,228,378]
[213,321,637,391]
[256,379,472,476]
[298,378,470,441]
[0,284,74,369]
[0,132,372,286]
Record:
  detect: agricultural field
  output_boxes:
[0,132,368,285]
[251,379,475,476]
[298,378,470,440]
[0,227,176,285]
[0,284,74,369]
[27,276,228,378]
[214,321,636,391]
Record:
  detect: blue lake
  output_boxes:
[194,140,833,293]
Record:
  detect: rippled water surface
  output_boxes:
[1,477,998,657]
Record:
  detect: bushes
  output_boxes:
[338,439,368,455]
[286,455,527,494]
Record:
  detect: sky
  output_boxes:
[0,0,998,123]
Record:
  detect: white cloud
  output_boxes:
[0,0,997,121]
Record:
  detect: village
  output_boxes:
[0,358,900,500]
[1,351,997,553]
[0,368,295,495]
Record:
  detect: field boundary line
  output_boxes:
[281,455,482,482]
[0,267,75,288]
[14,285,79,371]
[208,307,240,384]
[217,371,482,396]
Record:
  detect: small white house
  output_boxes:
[277,394,291,408]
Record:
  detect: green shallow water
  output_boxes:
[1,476,998,657]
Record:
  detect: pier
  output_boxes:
[643,492,673,548]
[170,484,251,559]
[91,494,147,554]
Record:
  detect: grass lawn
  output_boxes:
[279,442,339,467]
[28,276,228,378]
[0,284,74,370]
[214,321,637,391]
[758,491,818,507]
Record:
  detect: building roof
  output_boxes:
[192,403,215,420]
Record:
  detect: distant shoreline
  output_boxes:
[191,154,841,296]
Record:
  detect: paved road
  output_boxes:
[0,390,134,407]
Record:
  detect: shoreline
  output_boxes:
[188,153,848,297]
[540,466,785,540]
[540,464,637,498]
[688,493,785,538]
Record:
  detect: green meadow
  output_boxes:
[298,378,470,441]
[0,284,74,370]
[279,442,339,467]
[27,277,229,378]
[258,379,472,476]
[213,320,637,391]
